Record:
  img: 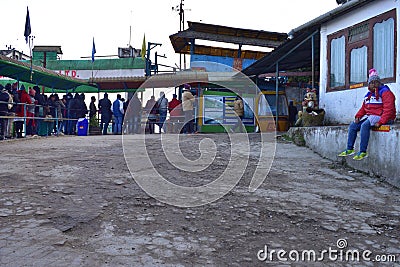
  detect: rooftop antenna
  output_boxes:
[128,10,133,47]
[172,0,191,70]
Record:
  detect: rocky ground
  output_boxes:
[0,133,399,266]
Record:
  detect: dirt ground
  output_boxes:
[0,133,399,266]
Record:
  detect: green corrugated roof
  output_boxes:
[0,55,89,90]
[36,57,146,70]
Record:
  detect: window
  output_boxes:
[330,36,346,87]
[373,17,394,79]
[327,9,396,91]
[350,46,367,84]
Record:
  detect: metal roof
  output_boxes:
[32,45,63,54]
[242,29,320,76]
[242,0,375,77]
[169,21,287,60]
[90,71,209,90]
[0,55,88,90]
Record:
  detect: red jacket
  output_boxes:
[168,98,183,117]
[355,85,396,125]
[16,90,34,118]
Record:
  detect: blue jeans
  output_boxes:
[158,109,167,133]
[114,115,123,134]
[347,119,372,153]
[132,115,141,134]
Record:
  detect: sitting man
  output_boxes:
[338,69,396,160]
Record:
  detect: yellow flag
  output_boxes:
[141,34,146,58]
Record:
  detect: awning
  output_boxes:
[89,71,209,91]
[241,0,375,77]
[0,55,89,90]
[169,21,287,60]
[89,76,147,92]
[241,29,320,77]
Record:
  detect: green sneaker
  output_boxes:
[338,149,355,157]
[353,152,368,160]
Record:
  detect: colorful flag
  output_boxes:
[141,34,146,58]
[24,6,31,44]
[91,37,96,62]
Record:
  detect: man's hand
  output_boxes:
[354,117,360,123]
[374,122,381,128]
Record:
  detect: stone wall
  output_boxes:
[287,124,400,188]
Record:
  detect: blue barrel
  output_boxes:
[76,118,88,136]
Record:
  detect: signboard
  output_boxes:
[56,69,145,79]
[203,94,254,125]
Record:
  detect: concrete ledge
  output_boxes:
[287,124,400,188]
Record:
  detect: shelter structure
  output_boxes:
[0,54,88,91]
[170,21,287,71]
[242,0,399,124]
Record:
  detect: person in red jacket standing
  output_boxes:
[15,85,34,138]
[338,68,396,160]
[168,94,182,133]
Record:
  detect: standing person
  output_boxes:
[10,83,20,138]
[144,95,157,134]
[63,93,72,134]
[14,85,25,138]
[89,96,97,127]
[26,87,38,136]
[182,85,195,134]
[2,84,14,139]
[46,94,57,136]
[67,93,80,135]
[33,86,46,136]
[99,93,112,135]
[54,94,65,134]
[112,94,124,135]
[230,95,245,133]
[156,91,168,133]
[0,85,10,140]
[168,94,182,133]
[15,85,31,138]
[129,94,142,134]
[288,101,298,127]
[78,93,88,119]
[338,69,396,160]
[4,83,17,139]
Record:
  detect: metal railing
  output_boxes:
[0,100,83,138]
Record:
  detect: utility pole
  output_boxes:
[173,0,188,70]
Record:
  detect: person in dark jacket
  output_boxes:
[144,95,157,134]
[33,86,46,136]
[0,85,10,140]
[89,96,97,127]
[127,94,142,134]
[99,93,112,135]
[78,93,88,119]
[9,83,20,138]
[3,83,14,138]
[67,93,80,135]
[288,101,298,127]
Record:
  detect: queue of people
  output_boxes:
[142,87,196,134]
[0,82,89,139]
[1,84,200,138]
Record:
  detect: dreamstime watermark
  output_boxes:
[122,62,277,207]
[257,238,398,263]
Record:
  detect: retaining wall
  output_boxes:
[287,124,400,188]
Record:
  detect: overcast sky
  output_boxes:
[2,0,339,68]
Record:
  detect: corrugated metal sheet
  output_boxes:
[39,57,145,70]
